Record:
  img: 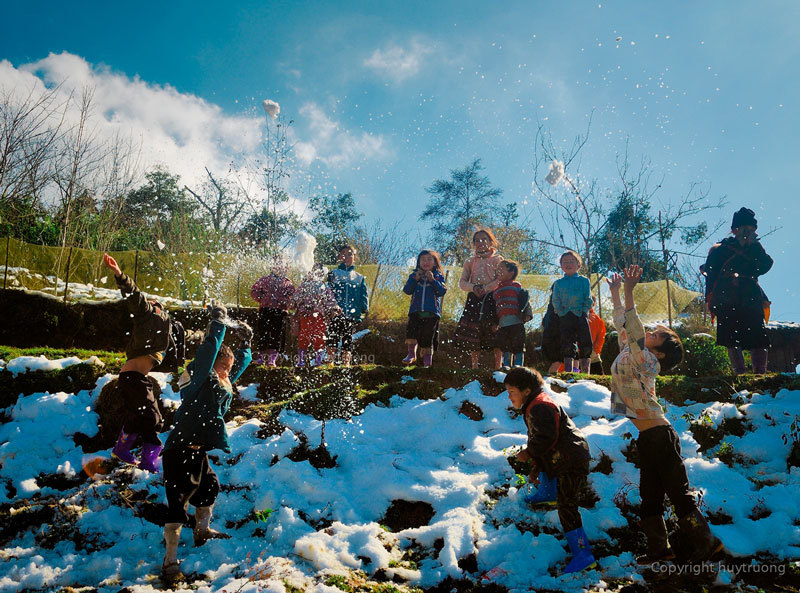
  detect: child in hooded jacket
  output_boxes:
[293,264,342,367]
[160,303,252,583]
[505,367,596,573]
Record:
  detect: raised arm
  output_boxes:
[607,273,627,348]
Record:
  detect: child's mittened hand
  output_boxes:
[210,303,227,320]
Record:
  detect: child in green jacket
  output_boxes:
[160,303,252,583]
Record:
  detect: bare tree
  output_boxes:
[184,166,247,236]
[0,84,66,217]
[532,122,726,290]
[531,116,607,278]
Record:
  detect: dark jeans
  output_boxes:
[558,312,593,359]
[406,313,440,349]
[163,447,220,525]
[326,316,358,351]
[497,323,526,353]
[255,307,288,351]
[118,371,163,445]
[637,425,697,519]
[557,470,589,533]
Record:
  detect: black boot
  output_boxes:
[677,509,724,561]
[637,516,675,564]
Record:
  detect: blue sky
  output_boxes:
[2,1,799,320]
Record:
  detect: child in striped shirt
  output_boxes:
[493,260,532,368]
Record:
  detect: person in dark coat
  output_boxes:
[102,253,173,472]
[701,207,773,374]
[160,303,252,583]
[505,367,596,573]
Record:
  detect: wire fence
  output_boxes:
[0,237,701,322]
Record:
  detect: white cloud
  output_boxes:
[0,52,261,192]
[0,52,390,215]
[363,41,432,82]
[294,102,390,168]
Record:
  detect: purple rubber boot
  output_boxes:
[139,443,163,472]
[112,429,139,465]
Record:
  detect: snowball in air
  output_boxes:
[545,160,565,186]
[156,240,166,250]
[262,100,280,119]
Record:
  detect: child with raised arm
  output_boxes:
[102,253,172,472]
[492,260,532,369]
[160,302,252,583]
[326,245,369,366]
[551,250,593,374]
[402,249,447,367]
[608,265,723,564]
[505,367,595,573]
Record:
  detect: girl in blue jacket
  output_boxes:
[402,250,447,366]
[160,303,252,583]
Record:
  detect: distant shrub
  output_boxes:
[674,334,730,376]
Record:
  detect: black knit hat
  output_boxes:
[731,207,757,230]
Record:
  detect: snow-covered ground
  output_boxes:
[1,358,799,592]
[0,266,201,308]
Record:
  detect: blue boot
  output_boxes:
[523,472,558,507]
[563,527,597,573]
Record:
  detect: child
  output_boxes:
[326,245,369,366]
[160,303,252,583]
[505,367,596,573]
[492,260,532,368]
[102,253,172,472]
[608,265,723,563]
[402,250,447,367]
[293,264,341,367]
[250,256,295,366]
[454,228,505,369]
[551,250,593,374]
[555,300,607,374]
[701,207,773,374]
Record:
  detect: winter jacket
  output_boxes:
[251,274,295,311]
[115,273,171,361]
[493,280,532,327]
[165,320,251,453]
[403,270,447,317]
[292,280,340,318]
[458,252,504,294]
[702,237,772,315]
[701,236,773,348]
[327,264,369,320]
[551,274,592,318]
[588,308,606,362]
[522,390,591,478]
